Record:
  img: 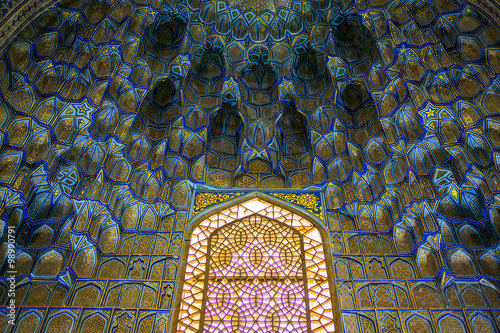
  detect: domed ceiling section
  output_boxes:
[149,0,331,42]
[0,0,499,192]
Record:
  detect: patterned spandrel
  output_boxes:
[178,199,336,333]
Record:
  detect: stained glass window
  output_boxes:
[177,199,335,333]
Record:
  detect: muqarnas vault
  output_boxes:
[1,0,500,331]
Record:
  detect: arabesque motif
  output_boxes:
[193,192,244,214]
[271,192,323,219]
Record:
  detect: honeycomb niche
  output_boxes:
[0,0,500,331]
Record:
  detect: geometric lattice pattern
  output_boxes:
[178,199,335,333]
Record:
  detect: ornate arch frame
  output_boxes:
[170,191,341,333]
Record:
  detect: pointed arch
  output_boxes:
[172,192,339,333]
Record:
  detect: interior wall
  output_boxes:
[0,0,499,331]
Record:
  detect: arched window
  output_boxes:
[176,198,336,332]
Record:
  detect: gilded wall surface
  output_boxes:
[0,0,500,330]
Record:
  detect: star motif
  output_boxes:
[420,103,440,121]
[76,101,95,119]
